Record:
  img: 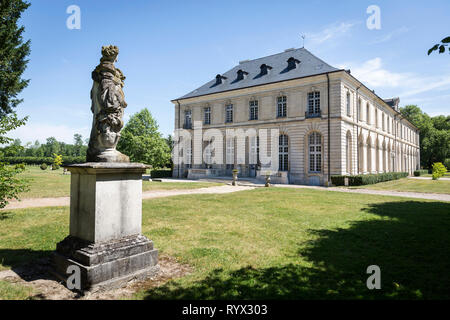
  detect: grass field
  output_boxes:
[1,187,449,300]
[16,166,222,198]
[347,178,450,194]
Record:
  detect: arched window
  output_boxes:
[346,132,352,174]
[358,98,362,121]
[309,132,322,173]
[279,134,289,171]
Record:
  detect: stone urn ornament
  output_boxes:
[86,45,130,163]
[265,171,271,187]
[232,169,238,186]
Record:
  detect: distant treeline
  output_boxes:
[0,134,88,159]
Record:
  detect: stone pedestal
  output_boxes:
[52,163,159,291]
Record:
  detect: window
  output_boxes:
[307,92,320,116]
[357,98,362,121]
[308,132,322,173]
[346,92,351,116]
[277,96,287,118]
[279,134,289,171]
[204,140,212,165]
[250,136,258,164]
[382,113,385,131]
[366,103,370,124]
[375,108,378,128]
[204,107,211,125]
[184,138,192,168]
[225,104,233,123]
[249,100,258,120]
[346,132,352,174]
[226,137,234,167]
[184,110,192,129]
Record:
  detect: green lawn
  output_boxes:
[16,166,222,198]
[347,178,450,194]
[1,187,449,300]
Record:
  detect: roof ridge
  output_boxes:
[238,47,306,65]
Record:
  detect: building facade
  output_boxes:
[172,48,420,185]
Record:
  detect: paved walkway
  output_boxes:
[273,184,450,202]
[408,177,450,181]
[2,185,254,210]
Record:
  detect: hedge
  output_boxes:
[150,169,172,179]
[331,172,409,186]
[413,169,429,177]
[0,156,85,166]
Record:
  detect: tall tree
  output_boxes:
[400,105,450,168]
[117,108,171,167]
[428,36,450,56]
[0,0,31,117]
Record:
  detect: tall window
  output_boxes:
[366,103,370,124]
[346,92,351,116]
[358,99,363,121]
[308,92,320,115]
[375,108,379,128]
[184,138,192,168]
[382,113,385,131]
[204,107,211,125]
[279,134,289,171]
[204,140,212,165]
[277,96,287,118]
[249,100,258,120]
[309,132,322,173]
[346,132,352,174]
[225,104,233,123]
[226,137,234,167]
[184,110,192,129]
[250,136,258,164]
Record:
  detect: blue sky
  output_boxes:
[9,0,450,144]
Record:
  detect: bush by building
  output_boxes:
[150,168,172,179]
[432,162,447,180]
[331,172,409,186]
[413,169,429,176]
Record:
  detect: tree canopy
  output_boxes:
[0,0,31,117]
[400,105,450,168]
[117,108,171,168]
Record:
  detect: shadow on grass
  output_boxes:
[142,200,450,299]
[0,249,54,282]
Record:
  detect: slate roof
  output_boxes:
[383,97,400,110]
[176,48,341,100]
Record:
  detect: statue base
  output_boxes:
[87,149,130,163]
[51,162,159,292]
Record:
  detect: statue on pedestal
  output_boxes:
[87,45,130,162]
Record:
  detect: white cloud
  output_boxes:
[340,57,450,98]
[306,21,360,47]
[7,123,90,144]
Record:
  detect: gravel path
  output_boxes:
[408,177,450,181]
[2,185,254,210]
[274,184,450,202]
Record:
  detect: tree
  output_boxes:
[428,36,450,56]
[0,0,31,117]
[117,108,171,167]
[400,105,450,168]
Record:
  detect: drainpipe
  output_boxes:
[326,73,331,185]
[176,99,181,178]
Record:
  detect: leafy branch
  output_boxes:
[428,36,450,55]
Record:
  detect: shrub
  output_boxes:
[414,169,428,176]
[0,156,85,166]
[331,172,408,186]
[150,168,172,179]
[53,153,63,169]
[40,163,47,170]
[432,162,447,180]
[52,165,60,170]
[14,163,25,170]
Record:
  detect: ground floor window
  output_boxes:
[309,132,321,173]
[279,134,288,171]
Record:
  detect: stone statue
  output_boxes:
[86,45,130,162]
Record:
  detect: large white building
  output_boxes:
[172,48,420,185]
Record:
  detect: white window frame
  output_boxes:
[308,91,320,115]
[225,104,233,123]
[226,137,234,165]
[204,107,211,125]
[277,96,287,118]
[249,100,258,120]
[279,134,289,172]
[309,132,322,173]
[346,92,351,116]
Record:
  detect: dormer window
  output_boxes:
[287,57,300,70]
[260,64,272,76]
[215,74,227,85]
[236,69,248,81]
